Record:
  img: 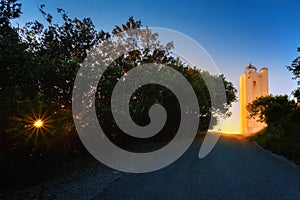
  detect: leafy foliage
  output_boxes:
[93,20,237,148]
[287,52,300,100]
[287,56,300,80]
[0,0,21,26]
[254,108,300,164]
[247,95,296,126]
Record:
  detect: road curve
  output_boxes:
[96,135,300,200]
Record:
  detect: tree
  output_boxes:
[0,0,21,26]
[0,0,237,152]
[247,95,296,126]
[287,50,300,100]
[0,1,107,170]
[90,18,237,147]
[19,5,109,108]
[287,55,300,80]
[0,0,30,128]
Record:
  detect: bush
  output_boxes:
[255,109,300,164]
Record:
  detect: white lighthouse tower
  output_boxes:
[240,64,269,135]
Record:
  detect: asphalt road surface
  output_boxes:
[96,135,300,200]
[4,135,300,200]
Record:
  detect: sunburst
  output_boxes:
[34,119,44,128]
[23,110,53,144]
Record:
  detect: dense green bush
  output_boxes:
[255,109,300,164]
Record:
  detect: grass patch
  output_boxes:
[253,109,300,165]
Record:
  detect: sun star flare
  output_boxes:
[34,119,44,128]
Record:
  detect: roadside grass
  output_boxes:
[252,109,300,165]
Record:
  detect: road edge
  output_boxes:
[252,140,300,171]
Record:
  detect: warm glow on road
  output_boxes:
[34,119,44,128]
[222,131,240,135]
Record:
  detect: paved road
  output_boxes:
[4,135,300,199]
[96,135,300,200]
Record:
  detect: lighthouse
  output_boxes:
[240,64,269,135]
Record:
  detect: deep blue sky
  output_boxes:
[17,0,300,133]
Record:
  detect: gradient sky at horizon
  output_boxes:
[17,0,300,133]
